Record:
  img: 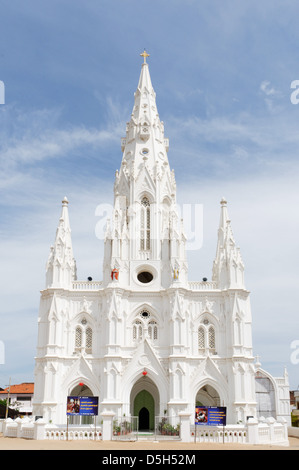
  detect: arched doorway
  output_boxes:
[70,384,93,397]
[139,407,150,430]
[196,385,221,407]
[134,389,155,430]
[68,384,94,425]
[130,377,160,431]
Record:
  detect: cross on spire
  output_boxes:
[140,49,150,64]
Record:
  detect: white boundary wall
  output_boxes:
[1,415,289,446]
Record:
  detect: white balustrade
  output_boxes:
[72,281,103,290]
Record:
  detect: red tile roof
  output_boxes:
[0,383,34,394]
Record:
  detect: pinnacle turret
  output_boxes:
[45,197,77,288]
[212,198,245,290]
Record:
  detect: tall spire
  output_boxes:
[103,52,187,288]
[120,50,169,166]
[46,197,77,288]
[212,198,245,290]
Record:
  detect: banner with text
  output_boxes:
[67,396,99,416]
[195,406,226,426]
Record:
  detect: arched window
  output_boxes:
[198,321,216,355]
[140,197,150,250]
[74,319,93,354]
[208,326,215,351]
[133,320,143,341]
[132,311,158,342]
[75,326,82,348]
[198,327,205,351]
[148,320,158,340]
[86,327,93,353]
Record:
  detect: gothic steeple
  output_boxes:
[118,50,170,180]
[212,198,245,290]
[46,197,77,288]
[103,52,187,288]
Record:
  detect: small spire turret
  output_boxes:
[45,197,77,288]
[212,198,245,290]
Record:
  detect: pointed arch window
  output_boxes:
[75,326,82,348]
[74,319,93,354]
[86,327,93,353]
[133,320,143,341]
[132,311,158,342]
[208,326,216,351]
[140,197,150,250]
[198,322,216,355]
[148,320,158,340]
[198,327,205,351]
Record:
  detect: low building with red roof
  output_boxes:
[0,383,34,416]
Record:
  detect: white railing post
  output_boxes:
[34,418,46,440]
[178,412,192,442]
[15,417,23,438]
[101,411,115,441]
[265,416,276,443]
[3,418,13,436]
[246,417,259,445]
[277,416,288,443]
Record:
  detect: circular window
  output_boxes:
[140,311,150,318]
[141,148,149,155]
[137,271,153,283]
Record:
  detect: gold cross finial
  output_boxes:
[140,49,150,64]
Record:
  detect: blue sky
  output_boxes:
[0,0,299,390]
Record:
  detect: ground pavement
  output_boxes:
[1,433,299,451]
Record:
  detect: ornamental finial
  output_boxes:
[140,49,150,64]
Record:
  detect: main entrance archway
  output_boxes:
[130,377,159,431]
[134,390,154,430]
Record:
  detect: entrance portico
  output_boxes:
[130,376,160,430]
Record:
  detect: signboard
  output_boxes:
[67,396,98,416]
[195,406,226,426]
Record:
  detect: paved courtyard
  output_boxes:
[1,433,299,450]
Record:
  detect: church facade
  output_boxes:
[32,54,290,428]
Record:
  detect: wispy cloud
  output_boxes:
[260,80,279,96]
[259,80,284,113]
[0,106,118,170]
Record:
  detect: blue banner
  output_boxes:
[195,406,226,426]
[67,396,99,416]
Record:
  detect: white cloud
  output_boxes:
[0,122,117,170]
[260,80,279,96]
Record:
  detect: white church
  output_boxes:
[32,52,291,429]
